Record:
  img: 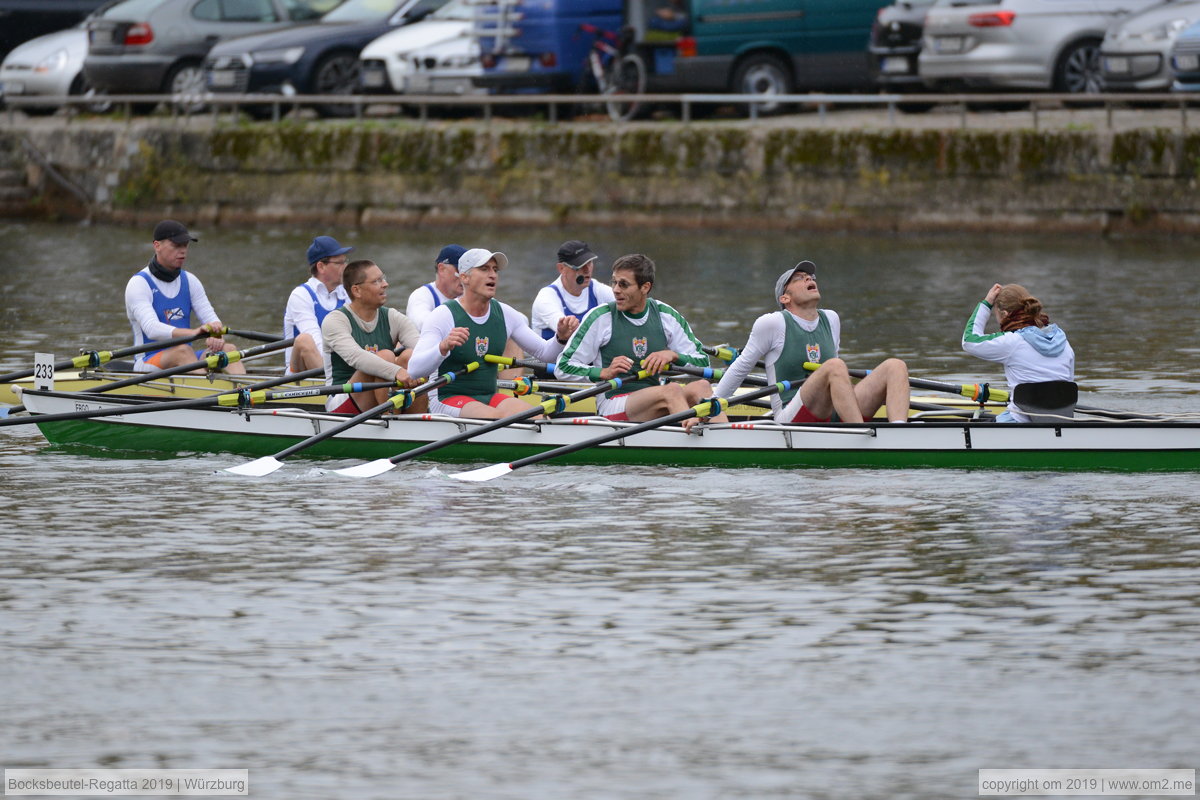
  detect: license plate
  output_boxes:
[880,56,911,74]
[209,70,236,88]
[2,80,24,94]
[502,56,530,72]
[1176,53,1200,71]
[1104,56,1129,74]
[362,69,385,88]
[933,36,965,55]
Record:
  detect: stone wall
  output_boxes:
[5,121,1200,234]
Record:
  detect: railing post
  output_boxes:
[682,99,690,124]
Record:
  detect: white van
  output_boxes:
[359,0,483,94]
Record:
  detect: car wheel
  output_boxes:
[69,73,113,115]
[312,52,360,118]
[164,62,208,114]
[731,52,793,116]
[1054,39,1103,94]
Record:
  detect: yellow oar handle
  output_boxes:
[800,361,1011,403]
[692,396,729,418]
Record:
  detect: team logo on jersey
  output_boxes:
[475,336,489,357]
[632,337,648,359]
[365,345,380,353]
[806,343,821,363]
[162,307,185,322]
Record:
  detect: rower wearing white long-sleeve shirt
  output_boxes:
[407,248,577,419]
[282,235,351,375]
[713,260,908,423]
[962,282,1075,422]
[124,219,245,375]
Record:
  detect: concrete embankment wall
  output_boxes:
[4,120,1200,234]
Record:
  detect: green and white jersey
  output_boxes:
[556,300,710,398]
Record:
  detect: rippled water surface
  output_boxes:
[1,221,1199,799]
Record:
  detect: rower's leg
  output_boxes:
[853,358,909,421]
[800,359,863,423]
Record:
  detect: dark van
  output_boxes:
[473,0,622,92]
[631,0,890,98]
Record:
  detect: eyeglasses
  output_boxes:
[612,278,643,289]
[354,274,387,286]
[323,258,348,267]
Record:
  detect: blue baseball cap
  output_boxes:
[307,235,353,265]
[436,244,467,269]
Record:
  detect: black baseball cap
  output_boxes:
[556,239,598,269]
[153,220,197,245]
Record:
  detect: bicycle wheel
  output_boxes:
[603,53,647,122]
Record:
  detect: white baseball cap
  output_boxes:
[457,248,510,274]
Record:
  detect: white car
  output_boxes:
[1100,0,1200,91]
[0,25,110,114]
[359,0,482,95]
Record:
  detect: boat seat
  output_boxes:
[1013,380,1077,422]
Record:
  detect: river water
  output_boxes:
[1,220,1198,799]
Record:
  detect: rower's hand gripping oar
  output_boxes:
[332,366,658,478]
[449,380,792,483]
[0,328,230,385]
[223,361,482,477]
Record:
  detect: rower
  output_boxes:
[407,248,578,419]
[712,260,910,423]
[555,252,726,434]
[405,244,465,330]
[530,239,615,340]
[282,235,351,376]
[962,282,1076,423]
[321,259,422,414]
[124,219,246,375]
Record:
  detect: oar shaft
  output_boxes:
[506,381,789,472]
[0,329,222,384]
[225,329,285,343]
[86,338,295,393]
[485,354,556,375]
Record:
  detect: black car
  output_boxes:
[204,0,444,117]
[868,0,936,93]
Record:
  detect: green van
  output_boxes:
[627,0,890,99]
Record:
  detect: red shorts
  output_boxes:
[330,396,361,415]
[439,393,508,410]
[144,347,199,368]
[789,406,832,424]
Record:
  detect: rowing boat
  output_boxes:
[0,370,326,406]
[14,389,1200,472]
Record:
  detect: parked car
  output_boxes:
[472,0,622,93]
[204,0,443,116]
[84,0,335,108]
[359,0,482,96]
[870,0,938,92]
[0,0,109,61]
[0,24,112,113]
[1102,0,1200,91]
[1171,16,1200,88]
[920,0,1164,94]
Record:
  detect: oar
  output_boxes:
[449,380,792,483]
[2,338,297,416]
[332,367,659,478]
[0,368,367,428]
[224,361,482,477]
[225,329,285,343]
[485,354,557,375]
[0,328,226,384]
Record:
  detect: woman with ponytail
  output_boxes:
[962,283,1075,422]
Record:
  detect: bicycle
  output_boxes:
[578,23,647,122]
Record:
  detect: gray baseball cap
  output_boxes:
[773,260,817,307]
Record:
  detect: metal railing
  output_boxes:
[4,91,1200,130]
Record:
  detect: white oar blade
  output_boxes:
[332,459,396,478]
[224,456,284,477]
[448,463,514,483]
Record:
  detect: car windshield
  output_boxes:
[321,0,403,22]
[429,0,468,20]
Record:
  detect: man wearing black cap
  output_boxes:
[282,235,352,376]
[713,260,909,423]
[406,244,467,331]
[124,219,245,374]
[530,239,615,341]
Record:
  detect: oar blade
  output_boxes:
[223,456,285,477]
[331,458,396,478]
[448,462,514,483]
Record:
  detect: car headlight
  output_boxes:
[250,46,305,64]
[440,54,477,68]
[34,48,69,74]
[1135,18,1190,42]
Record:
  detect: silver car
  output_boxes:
[920,0,1164,93]
[0,25,111,114]
[1101,0,1200,91]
